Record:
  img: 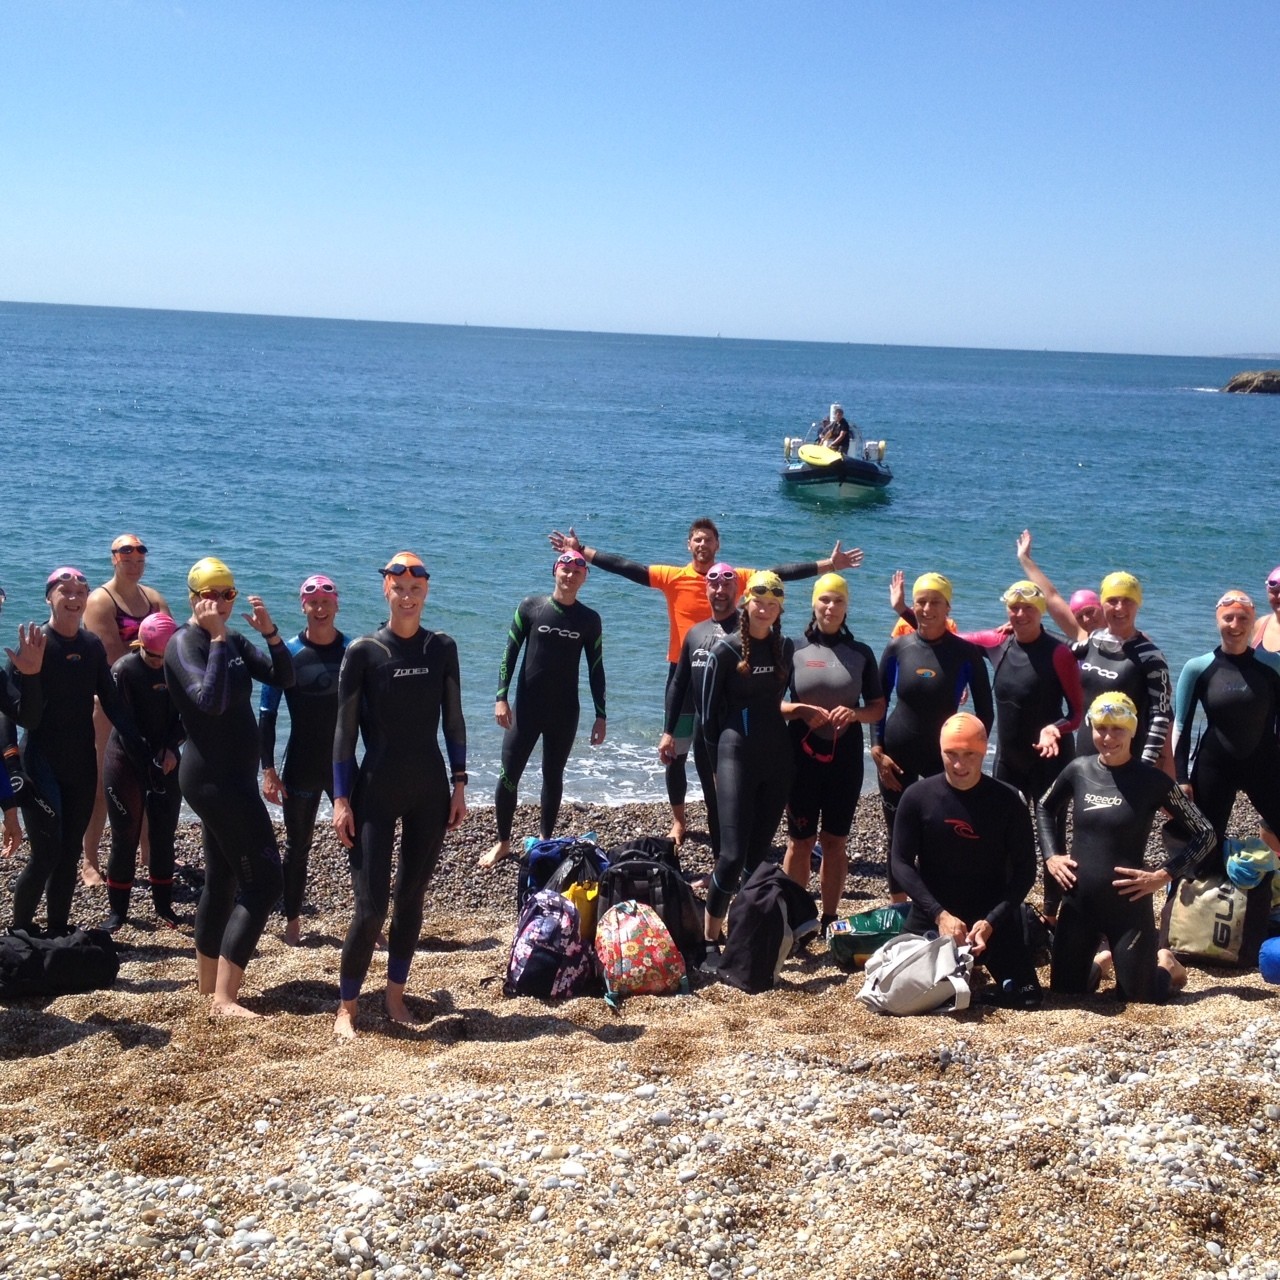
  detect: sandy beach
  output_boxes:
[1,795,1278,1280]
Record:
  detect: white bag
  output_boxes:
[856,931,973,1015]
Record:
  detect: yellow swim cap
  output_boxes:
[1001,580,1047,613]
[187,557,235,594]
[811,572,848,606]
[745,570,784,600]
[913,572,952,604]
[1100,572,1142,606]
[1087,692,1139,730]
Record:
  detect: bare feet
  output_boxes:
[479,841,510,870]
[374,932,388,952]
[210,999,261,1019]
[384,994,425,1027]
[888,891,909,906]
[1092,948,1115,980]
[1158,947,1188,991]
[334,1005,358,1040]
[80,860,104,888]
[283,917,301,947]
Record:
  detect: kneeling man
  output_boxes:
[890,713,1042,1007]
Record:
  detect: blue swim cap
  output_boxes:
[1259,938,1280,985]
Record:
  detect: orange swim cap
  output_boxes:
[939,712,987,753]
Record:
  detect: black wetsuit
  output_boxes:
[1037,755,1214,1002]
[890,773,1039,988]
[700,629,794,920]
[1071,630,1171,765]
[258,630,347,920]
[334,625,465,1002]
[5,627,139,933]
[103,652,185,922]
[664,615,733,854]
[165,626,294,968]
[787,630,882,840]
[873,630,994,887]
[0,665,42,811]
[1173,647,1280,838]
[494,596,604,842]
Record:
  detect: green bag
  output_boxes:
[828,903,910,970]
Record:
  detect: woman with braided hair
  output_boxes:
[698,571,825,953]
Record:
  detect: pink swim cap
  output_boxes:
[139,612,180,655]
[45,566,88,596]
[1069,589,1101,612]
[1267,567,1280,589]
[300,574,338,600]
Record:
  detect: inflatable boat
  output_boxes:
[779,437,892,491]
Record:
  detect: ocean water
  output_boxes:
[2,301,1277,803]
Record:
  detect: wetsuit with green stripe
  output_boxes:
[495,595,604,842]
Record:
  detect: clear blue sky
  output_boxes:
[4,2,1277,355]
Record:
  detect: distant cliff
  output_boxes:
[1223,370,1280,393]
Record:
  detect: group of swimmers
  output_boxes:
[1,525,1277,1028]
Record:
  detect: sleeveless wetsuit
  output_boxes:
[7,626,140,932]
[1037,756,1214,1002]
[664,615,732,854]
[494,596,604,843]
[1173,647,1280,838]
[104,651,185,920]
[787,630,882,840]
[1071,630,1171,765]
[258,630,347,920]
[165,626,294,968]
[589,550,820,806]
[334,626,465,1002]
[699,629,794,920]
[890,772,1039,987]
[873,630,994,888]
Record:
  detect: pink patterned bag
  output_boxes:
[594,900,688,1008]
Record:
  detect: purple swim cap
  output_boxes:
[1266,567,1280,590]
[1069,589,1101,612]
[139,613,180,655]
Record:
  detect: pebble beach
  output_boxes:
[2,796,1278,1280]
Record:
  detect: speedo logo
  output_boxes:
[537,626,581,639]
[1081,662,1118,680]
[1083,793,1123,810]
[393,667,431,677]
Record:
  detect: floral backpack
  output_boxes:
[594,900,688,1010]
[504,891,599,999]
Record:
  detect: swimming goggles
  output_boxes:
[1267,577,1280,591]
[48,572,88,587]
[1216,591,1254,611]
[1001,585,1045,606]
[380,564,429,580]
[800,729,836,763]
[555,552,587,569]
[113,544,148,556]
[301,580,338,597]
[1088,699,1138,728]
[705,568,737,583]
[198,587,239,602]
[747,584,784,599]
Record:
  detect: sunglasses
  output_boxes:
[705,569,737,583]
[301,582,338,596]
[747,585,784,599]
[800,730,836,764]
[113,544,148,556]
[380,564,429,580]
[199,588,238,602]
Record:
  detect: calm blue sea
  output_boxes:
[2,301,1277,804]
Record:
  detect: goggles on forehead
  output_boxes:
[49,572,88,588]
[381,563,429,580]
[747,584,784,599]
[1088,698,1138,728]
[1002,585,1045,607]
[555,552,587,568]
[1216,591,1254,611]
[1266,577,1280,590]
[705,568,737,584]
[302,581,338,597]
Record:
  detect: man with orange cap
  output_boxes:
[890,713,1041,1007]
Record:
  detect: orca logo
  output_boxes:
[944,818,978,840]
[537,626,581,639]
[1081,662,1118,680]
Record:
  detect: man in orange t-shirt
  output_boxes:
[548,518,861,843]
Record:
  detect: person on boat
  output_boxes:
[658,563,742,864]
[890,713,1042,1008]
[698,572,824,958]
[102,612,185,932]
[1173,590,1280,841]
[0,586,45,860]
[332,552,467,1040]
[817,404,852,454]
[871,572,994,899]
[82,534,171,887]
[164,557,294,1017]
[258,574,347,946]
[780,573,885,934]
[4,568,145,936]
[547,519,860,844]
[1038,693,1215,1003]
[1016,529,1172,774]
[479,548,605,869]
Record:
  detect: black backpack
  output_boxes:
[516,836,604,910]
[598,847,706,970]
[716,863,819,994]
[0,927,120,999]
